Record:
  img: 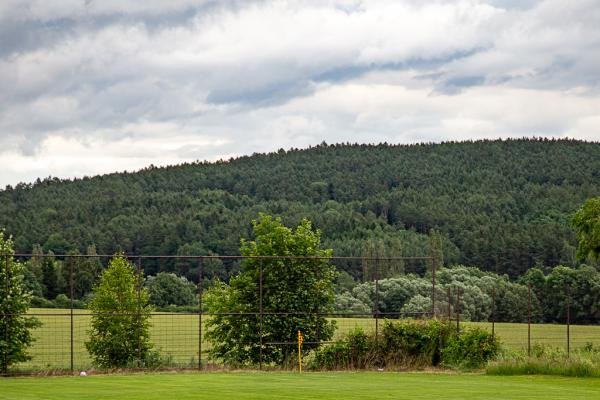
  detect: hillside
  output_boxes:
[1,138,599,277]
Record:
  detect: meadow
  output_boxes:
[17,309,600,371]
[2,372,600,400]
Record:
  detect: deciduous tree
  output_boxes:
[205,214,336,366]
[0,231,40,373]
[572,197,600,261]
[85,254,153,368]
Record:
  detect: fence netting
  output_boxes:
[1,254,598,374]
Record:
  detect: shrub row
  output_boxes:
[310,319,499,370]
[30,294,86,309]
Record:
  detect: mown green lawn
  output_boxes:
[19,309,600,371]
[2,372,600,400]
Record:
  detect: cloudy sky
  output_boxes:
[1,0,599,187]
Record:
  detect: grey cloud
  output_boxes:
[206,79,315,107]
[1,0,600,186]
[484,0,541,9]
[0,1,258,57]
[434,76,486,94]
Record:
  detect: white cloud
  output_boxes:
[1,0,599,187]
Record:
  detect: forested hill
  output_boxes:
[1,139,599,277]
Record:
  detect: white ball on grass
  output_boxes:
[79,371,87,377]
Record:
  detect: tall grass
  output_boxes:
[486,343,600,378]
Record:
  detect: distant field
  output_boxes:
[17,309,600,371]
[3,372,600,400]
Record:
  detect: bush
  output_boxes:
[311,328,374,370]
[381,319,453,366]
[146,272,197,308]
[311,319,500,371]
[154,304,200,313]
[54,294,70,309]
[30,296,55,308]
[442,327,500,368]
[30,295,87,309]
[334,292,371,315]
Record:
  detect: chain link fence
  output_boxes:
[1,253,599,374]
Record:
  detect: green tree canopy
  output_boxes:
[0,231,40,373]
[146,272,197,307]
[572,197,600,261]
[85,254,153,368]
[205,214,336,366]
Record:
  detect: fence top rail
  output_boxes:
[8,253,432,261]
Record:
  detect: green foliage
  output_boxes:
[340,265,542,322]
[85,254,154,368]
[442,327,500,369]
[53,294,70,309]
[380,319,453,366]
[29,295,86,309]
[205,214,336,366]
[146,272,197,307]
[571,197,600,261]
[311,319,498,370]
[63,246,103,299]
[21,267,43,298]
[41,254,59,300]
[334,271,357,294]
[311,328,373,370]
[400,294,433,317]
[520,264,600,324]
[0,231,41,373]
[2,139,599,280]
[334,292,371,315]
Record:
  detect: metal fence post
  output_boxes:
[528,283,532,358]
[566,285,571,357]
[136,257,142,368]
[259,258,263,370]
[198,258,203,370]
[315,258,321,344]
[455,288,460,334]
[375,256,380,339]
[3,254,8,375]
[447,287,452,321]
[491,287,496,339]
[70,256,74,374]
[431,254,436,319]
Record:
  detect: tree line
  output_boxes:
[1,139,599,279]
[2,202,599,371]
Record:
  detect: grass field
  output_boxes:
[17,309,600,371]
[2,372,600,400]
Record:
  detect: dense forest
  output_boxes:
[1,139,599,279]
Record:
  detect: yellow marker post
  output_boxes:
[298,330,303,373]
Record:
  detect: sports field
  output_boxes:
[2,372,599,400]
[18,309,600,370]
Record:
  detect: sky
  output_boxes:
[1,0,599,187]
